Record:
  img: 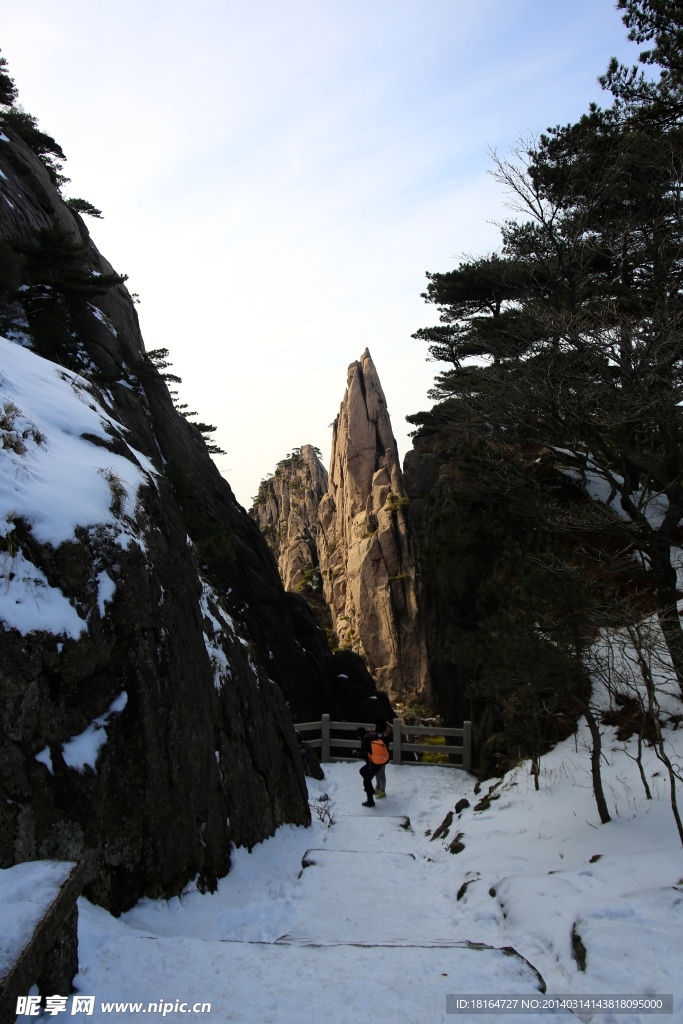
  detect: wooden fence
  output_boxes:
[294,715,472,773]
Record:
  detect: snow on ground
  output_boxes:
[34,717,682,1024]
[557,453,671,531]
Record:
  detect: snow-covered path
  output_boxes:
[69,766,544,1023]
[288,812,466,944]
[51,734,683,1023]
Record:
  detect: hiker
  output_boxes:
[359,722,390,807]
[373,719,391,798]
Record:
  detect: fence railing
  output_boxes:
[295,715,472,773]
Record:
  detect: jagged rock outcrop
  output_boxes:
[317,350,430,703]
[250,446,394,719]
[0,127,336,913]
[250,445,328,592]
[251,353,430,704]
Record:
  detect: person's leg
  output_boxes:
[375,764,386,795]
[360,763,377,804]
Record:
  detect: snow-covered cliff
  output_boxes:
[0,125,333,913]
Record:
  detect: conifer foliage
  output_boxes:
[66,198,104,219]
[146,349,226,456]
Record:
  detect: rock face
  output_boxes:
[249,354,430,706]
[251,445,328,592]
[317,350,430,703]
[250,446,394,719]
[0,128,335,913]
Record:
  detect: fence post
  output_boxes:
[392,717,402,766]
[462,720,472,773]
[321,714,330,763]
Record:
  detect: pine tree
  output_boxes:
[0,52,18,107]
[145,349,226,455]
[66,198,103,219]
[410,0,683,792]
[0,107,69,188]
[601,0,683,123]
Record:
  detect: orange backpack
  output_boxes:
[369,737,389,765]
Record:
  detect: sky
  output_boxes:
[0,0,642,508]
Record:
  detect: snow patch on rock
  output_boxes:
[61,691,128,773]
[0,336,154,638]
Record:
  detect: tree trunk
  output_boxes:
[656,740,683,847]
[573,698,612,824]
[635,727,653,800]
[633,644,683,845]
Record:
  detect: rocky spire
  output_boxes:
[250,444,328,591]
[317,350,430,703]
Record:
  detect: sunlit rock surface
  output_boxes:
[317,349,430,703]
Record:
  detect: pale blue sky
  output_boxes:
[2,1,641,506]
